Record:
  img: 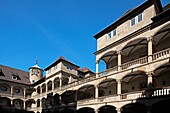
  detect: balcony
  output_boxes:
[77,87,170,106]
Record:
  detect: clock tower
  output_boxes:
[29,60,43,84]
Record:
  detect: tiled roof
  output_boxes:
[77,67,94,74]
[0,64,31,85]
[45,56,79,71]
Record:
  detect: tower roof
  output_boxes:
[29,60,43,70]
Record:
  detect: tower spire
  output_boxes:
[36,59,38,65]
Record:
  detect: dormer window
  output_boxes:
[0,69,5,76]
[130,13,143,26]
[107,29,117,40]
[12,73,21,80]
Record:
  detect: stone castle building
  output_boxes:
[0,0,170,113]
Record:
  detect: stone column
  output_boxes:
[117,79,122,95]
[147,36,153,62]
[23,101,26,110]
[11,99,13,106]
[117,51,122,71]
[40,86,42,94]
[95,85,99,99]
[96,60,99,78]
[46,83,48,94]
[52,81,54,91]
[59,77,62,89]
[146,71,154,97]
[146,71,153,85]
[95,109,98,113]
[116,108,121,113]
[24,88,26,99]
[69,75,72,83]
[11,86,13,97]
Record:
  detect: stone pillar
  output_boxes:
[116,108,121,113]
[117,79,122,95]
[69,75,72,83]
[95,109,98,113]
[59,77,62,89]
[147,36,153,62]
[40,99,42,108]
[23,101,26,110]
[96,60,99,78]
[146,71,153,85]
[95,85,99,99]
[11,99,13,106]
[117,51,122,71]
[46,83,48,94]
[24,88,26,99]
[40,86,42,94]
[52,81,54,91]
[11,86,13,97]
[146,71,154,97]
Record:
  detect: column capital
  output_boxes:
[147,36,153,42]
[96,60,99,64]
[117,50,122,55]
[116,108,121,112]
[146,71,154,76]
[116,79,122,83]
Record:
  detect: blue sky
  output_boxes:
[0,0,169,74]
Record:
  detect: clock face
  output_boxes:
[32,69,39,76]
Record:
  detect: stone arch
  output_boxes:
[77,107,95,113]
[97,50,118,70]
[98,78,117,97]
[152,22,170,53]
[152,98,170,113]
[121,70,147,93]
[121,37,148,64]
[153,62,170,88]
[13,99,24,109]
[121,102,147,113]
[98,105,117,113]
[0,83,10,94]
[47,80,52,91]
[77,84,95,100]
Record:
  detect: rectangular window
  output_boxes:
[131,17,136,26]
[107,29,117,40]
[107,32,112,39]
[130,13,143,27]
[138,13,143,23]
[113,29,117,36]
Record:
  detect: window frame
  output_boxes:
[130,13,143,27]
[107,29,117,40]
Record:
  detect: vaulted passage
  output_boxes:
[152,99,170,113]
[77,107,95,113]
[121,103,147,113]
[98,105,117,113]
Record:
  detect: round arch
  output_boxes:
[98,105,117,113]
[153,62,170,88]
[121,71,147,93]
[97,51,118,70]
[152,98,170,113]
[98,78,117,97]
[77,84,95,100]
[121,103,147,113]
[60,109,75,113]
[152,22,170,53]
[121,37,148,64]
[77,107,95,113]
